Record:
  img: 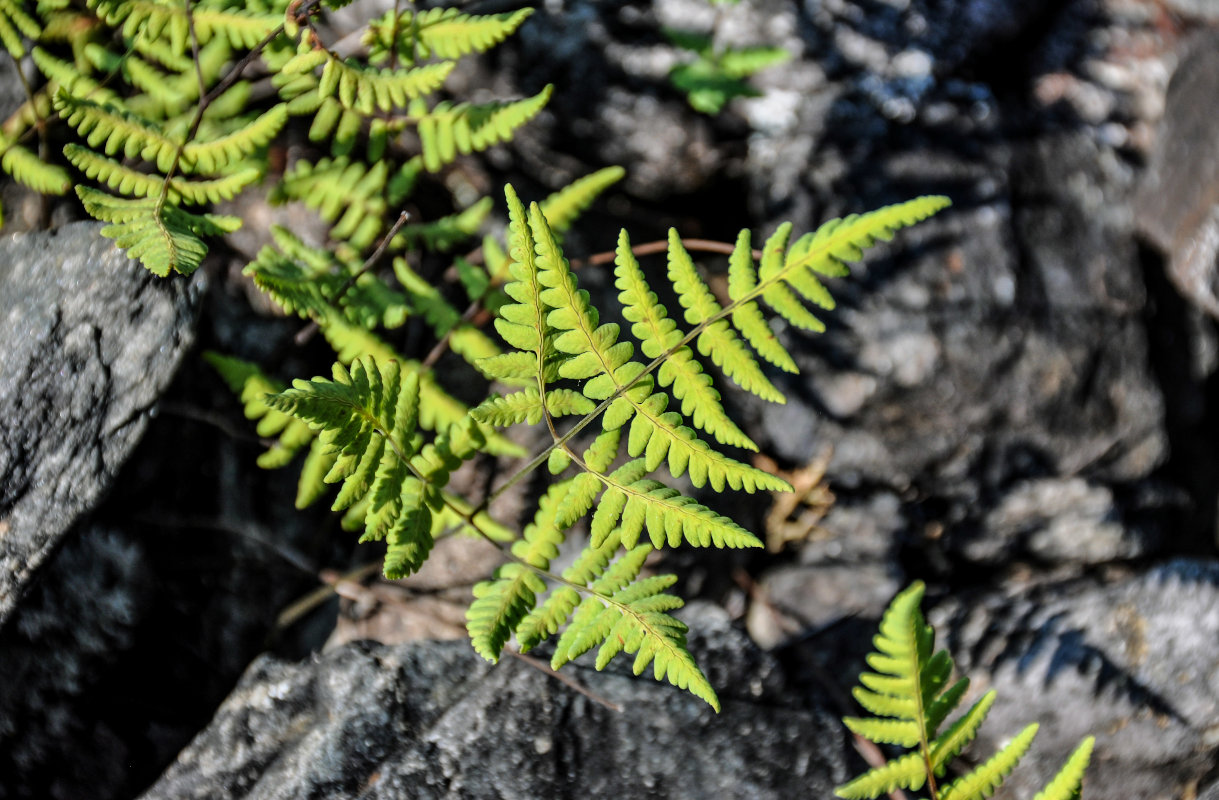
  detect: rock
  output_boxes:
[953,477,1161,566]
[930,560,1219,799]
[0,223,200,624]
[1136,31,1219,319]
[140,604,850,800]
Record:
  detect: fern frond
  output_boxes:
[548,546,719,710]
[614,230,755,449]
[265,356,444,578]
[530,202,785,493]
[273,155,389,249]
[0,0,41,58]
[55,92,182,173]
[318,55,455,114]
[66,144,260,203]
[667,228,785,403]
[366,6,532,65]
[204,352,315,469]
[1033,737,1094,800]
[76,186,239,276]
[1,141,71,195]
[417,85,552,172]
[181,103,288,173]
[939,724,1038,800]
[835,751,929,799]
[315,315,522,457]
[190,7,279,48]
[393,197,491,252]
[837,581,1093,800]
[538,165,625,234]
[465,480,565,661]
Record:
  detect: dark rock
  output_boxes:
[931,560,1219,798]
[140,604,850,800]
[0,222,200,624]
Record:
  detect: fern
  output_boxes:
[665,29,790,114]
[364,6,533,66]
[444,185,949,705]
[416,85,553,172]
[835,582,1095,800]
[0,0,40,58]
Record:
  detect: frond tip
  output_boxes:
[834,582,1094,800]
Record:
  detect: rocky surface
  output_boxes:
[931,560,1219,799]
[140,604,849,800]
[0,223,200,624]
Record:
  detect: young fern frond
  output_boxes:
[365,6,533,66]
[416,85,553,172]
[1033,738,1095,800]
[835,582,1094,800]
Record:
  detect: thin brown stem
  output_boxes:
[505,649,624,712]
[294,210,411,345]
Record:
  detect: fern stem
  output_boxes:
[293,210,411,346]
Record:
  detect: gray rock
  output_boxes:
[140,604,850,800]
[1137,31,1219,319]
[958,477,1157,565]
[931,560,1219,798]
[0,222,200,624]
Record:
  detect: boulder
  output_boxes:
[0,222,200,624]
[140,604,850,800]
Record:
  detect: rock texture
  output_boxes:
[0,223,200,623]
[931,560,1219,799]
[1137,30,1219,319]
[140,604,849,800]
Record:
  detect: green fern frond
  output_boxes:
[667,228,785,403]
[203,352,315,468]
[1033,738,1094,800]
[315,315,521,458]
[273,155,389,249]
[1,141,71,195]
[0,0,41,58]
[836,582,1094,800]
[939,724,1039,800]
[180,103,287,173]
[265,356,441,578]
[615,230,755,449]
[465,480,566,661]
[393,196,491,252]
[528,200,786,493]
[538,165,625,235]
[55,91,182,173]
[365,6,532,65]
[76,185,239,276]
[245,228,408,329]
[547,545,719,710]
[317,55,455,114]
[417,85,552,172]
[65,144,261,203]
